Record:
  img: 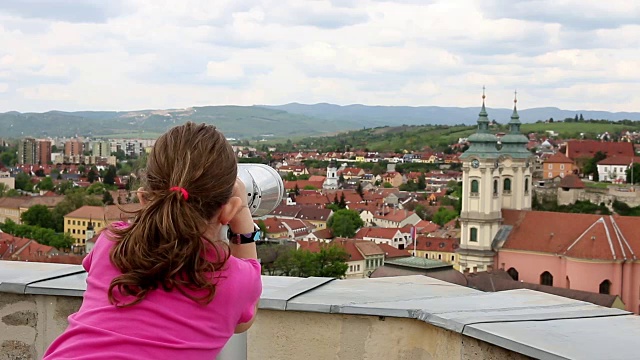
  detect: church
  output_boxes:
[457,91,640,315]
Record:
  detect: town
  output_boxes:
[1,94,640,318]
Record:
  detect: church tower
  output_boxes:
[323,159,339,190]
[457,89,503,273]
[498,91,533,210]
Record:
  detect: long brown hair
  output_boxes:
[108,122,237,307]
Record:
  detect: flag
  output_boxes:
[410,226,416,242]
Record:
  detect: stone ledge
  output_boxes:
[1,260,638,360]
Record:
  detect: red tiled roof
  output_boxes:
[376,210,417,222]
[377,243,412,259]
[64,204,142,221]
[284,180,324,190]
[294,193,330,206]
[559,174,585,189]
[262,217,288,233]
[597,156,640,166]
[501,210,640,261]
[355,241,384,256]
[566,140,634,160]
[312,228,333,239]
[296,207,332,221]
[355,227,402,240]
[544,152,574,164]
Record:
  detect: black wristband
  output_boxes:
[228,224,261,245]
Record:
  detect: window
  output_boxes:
[540,271,553,286]
[357,265,360,271]
[493,179,498,195]
[548,164,553,169]
[72,220,76,225]
[507,267,519,281]
[470,227,478,242]
[548,172,552,178]
[67,220,71,225]
[450,255,455,261]
[72,229,76,234]
[83,221,86,226]
[525,178,529,193]
[471,180,479,194]
[82,230,86,235]
[503,178,511,192]
[599,280,611,295]
[438,254,442,260]
[425,254,428,258]
[560,164,565,170]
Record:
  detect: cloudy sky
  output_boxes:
[0,0,639,113]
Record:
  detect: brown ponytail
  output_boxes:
[108,122,237,307]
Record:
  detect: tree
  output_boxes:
[579,114,585,122]
[34,169,45,177]
[293,184,300,195]
[383,182,393,188]
[417,175,426,190]
[626,163,640,184]
[273,245,348,278]
[38,177,55,191]
[583,151,607,181]
[86,182,107,195]
[87,168,98,183]
[339,193,347,209]
[327,209,364,238]
[21,205,56,229]
[15,172,33,192]
[103,191,115,205]
[0,183,7,197]
[103,165,117,186]
[356,182,364,197]
[303,185,317,190]
[574,114,579,122]
[432,207,458,226]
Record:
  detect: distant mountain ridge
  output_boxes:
[2,103,639,139]
[262,103,640,127]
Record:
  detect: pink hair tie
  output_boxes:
[169,186,189,201]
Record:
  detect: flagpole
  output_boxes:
[412,226,416,256]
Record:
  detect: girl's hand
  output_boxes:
[228,178,254,234]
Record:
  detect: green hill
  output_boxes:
[293,121,640,152]
[0,106,360,139]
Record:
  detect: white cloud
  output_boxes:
[0,0,639,113]
[206,61,245,80]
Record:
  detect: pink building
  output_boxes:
[495,210,640,314]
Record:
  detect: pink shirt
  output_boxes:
[44,227,262,360]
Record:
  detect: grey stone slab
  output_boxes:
[287,275,479,314]
[259,276,334,310]
[464,315,640,360]
[335,289,631,332]
[25,272,87,297]
[0,261,84,294]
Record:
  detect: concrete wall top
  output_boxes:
[0,260,637,360]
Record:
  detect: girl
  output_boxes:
[44,122,262,359]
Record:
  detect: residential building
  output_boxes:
[0,197,28,224]
[63,204,141,244]
[18,138,37,165]
[410,236,460,270]
[37,140,52,165]
[355,227,407,249]
[64,140,83,157]
[0,171,15,190]
[597,156,639,183]
[295,207,332,230]
[92,141,112,158]
[297,239,386,279]
[543,152,576,179]
[372,209,421,228]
